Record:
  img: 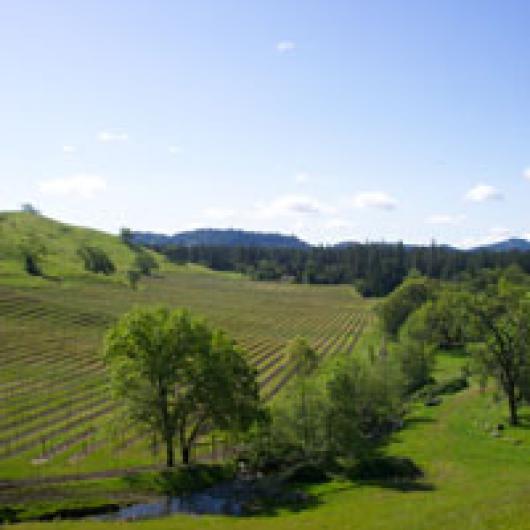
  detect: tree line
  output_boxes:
[150,241,530,296]
[379,266,530,425]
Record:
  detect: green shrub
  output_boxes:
[23,252,42,276]
[134,250,159,276]
[77,245,115,275]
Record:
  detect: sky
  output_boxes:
[1,0,530,247]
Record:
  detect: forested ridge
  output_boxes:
[147,241,530,296]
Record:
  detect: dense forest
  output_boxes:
[146,241,530,296]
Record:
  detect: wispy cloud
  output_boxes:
[62,145,76,154]
[276,40,295,53]
[257,194,332,217]
[351,191,397,210]
[426,214,466,225]
[97,131,128,143]
[465,183,503,203]
[38,174,107,199]
[523,167,530,181]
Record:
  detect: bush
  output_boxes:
[78,246,115,275]
[23,252,42,276]
[134,250,159,276]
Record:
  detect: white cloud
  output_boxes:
[62,145,76,154]
[426,214,466,225]
[465,183,503,203]
[276,40,295,53]
[97,131,128,143]
[257,194,332,217]
[38,174,107,199]
[351,191,397,210]
[294,172,309,184]
[523,167,530,181]
[169,145,182,155]
[203,207,236,221]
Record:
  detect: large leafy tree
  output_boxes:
[466,278,530,425]
[104,307,260,466]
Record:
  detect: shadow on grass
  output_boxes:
[403,416,436,428]
[356,479,435,493]
[248,453,435,517]
[344,455,435,494]
[242,488,323,517]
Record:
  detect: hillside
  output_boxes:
[0,212,164,284]
[131,228,310,248]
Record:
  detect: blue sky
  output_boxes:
[1,0,530,246]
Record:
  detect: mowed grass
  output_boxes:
[0,215,370,480]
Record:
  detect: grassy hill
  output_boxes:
[0,211,165,284]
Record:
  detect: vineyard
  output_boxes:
[0,267,371,481]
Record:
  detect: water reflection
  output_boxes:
[99,491,243,521]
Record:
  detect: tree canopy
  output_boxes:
[104,307,261,466]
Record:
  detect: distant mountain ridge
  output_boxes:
[132,228,530,252]
[474,238,530,252]
[132,228,310,249]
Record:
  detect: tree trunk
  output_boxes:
[182,445,190,465]
[508,385,519,426]
[166,436,174,467]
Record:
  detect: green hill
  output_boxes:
[0,211,164,284]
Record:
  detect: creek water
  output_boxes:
[96,480,254,521]
[99,493,243,520]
